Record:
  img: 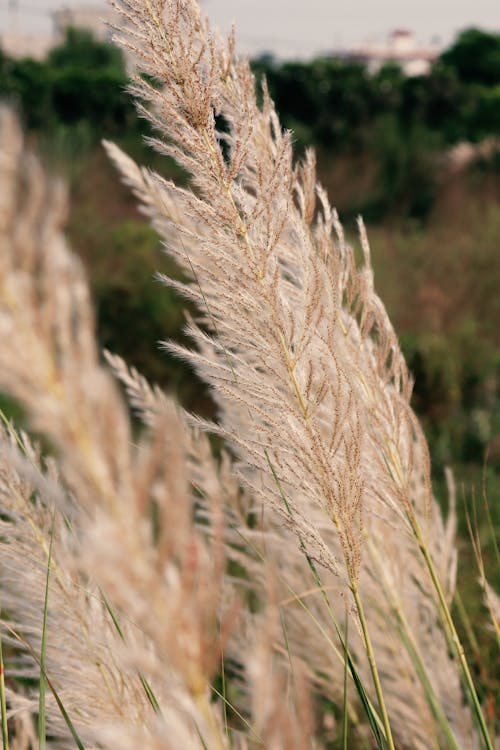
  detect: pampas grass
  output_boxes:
[0,1,498,747]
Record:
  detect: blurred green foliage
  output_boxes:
[0,28,136,134]
[441,28,500,86]
[254,28,500,220]
[67,204,212,417]
[255,28,500,150]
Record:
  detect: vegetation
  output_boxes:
[0,4,498,748]
[255,28,500,150]
[1,1,498,542]
[0,27,134,132]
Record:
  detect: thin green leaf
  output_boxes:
[45,673,85,750]
[101,589,162,714]
[230,524,386,749]
[100,588,125,641]
[210,684,263,744]
[0,624,9,750]
[220,624,228,738]
[338,630,385,750]
[139,674,161,715]
[342,611,349,750]
[39,508,56,750]
[3,624,85,750]
[482,462,500,572]
[264,450,386,749]
[195,725,210,750]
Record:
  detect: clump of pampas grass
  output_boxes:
[0,0,498,747]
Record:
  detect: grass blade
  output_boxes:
[264,450,386,750]
[0,624,8,750]
[139,674,161,715]
[100,588,162,714]
[100,588,125,640]
[44,672,85,750]
[230,523,386,749]
[210,684,263,744]
[342,611,348,750]
[409,513,495,750]
[219,624,228,738]
[3,624,84,750]
[302,547,386,747]
[39,508,56,750]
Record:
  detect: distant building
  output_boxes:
[335,29,440,76]
[0,31,53,60]
[52,6,116,44]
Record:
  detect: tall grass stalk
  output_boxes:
[350,586,395,750]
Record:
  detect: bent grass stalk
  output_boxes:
[227,184,397,748]
[108,38,397,739]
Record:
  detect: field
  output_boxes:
[0,3,499,748]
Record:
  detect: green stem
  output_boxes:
[39,511,56,750]
[454,589,481,657]
[352,586,395,750]
[0,626,8,750]
[398,612,461,749]
[342,612,349,750]
[411,516,494,750]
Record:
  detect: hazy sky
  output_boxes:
[208,0,500,57]
[2,0,500,58]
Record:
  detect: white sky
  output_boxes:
[1,0,500,58]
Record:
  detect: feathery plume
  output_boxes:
[106,2,486,746]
